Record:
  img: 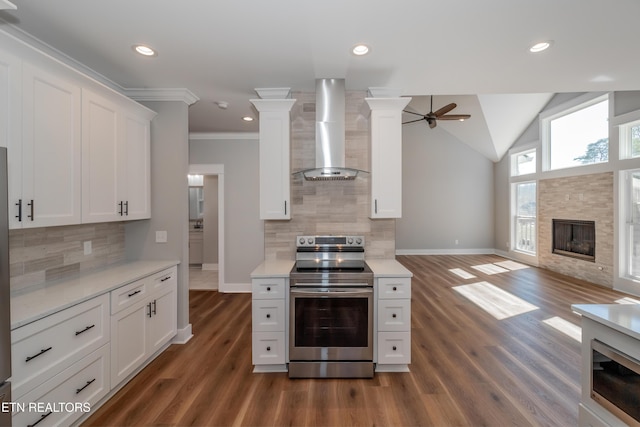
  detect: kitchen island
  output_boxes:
[572,303,640,426]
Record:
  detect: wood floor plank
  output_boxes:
[83,254,634,426]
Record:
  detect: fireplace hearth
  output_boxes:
[552,219,595,262]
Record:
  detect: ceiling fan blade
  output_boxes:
[433,103,457,117]
[437,114,471,121]
[402,110,425,117]
[402,118,426,125]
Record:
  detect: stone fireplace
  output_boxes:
[539,172,613,287]
[552,219,596,261]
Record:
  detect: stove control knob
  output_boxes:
[347,237,353,244]
[307,237,314,245]
[299,237,305,245]
[356,238,362,245]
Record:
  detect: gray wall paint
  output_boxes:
[396,123,495,251]
[203,175,218,264]
[125,100,190,330]
[189,138,263,285]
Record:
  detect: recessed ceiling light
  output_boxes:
[352,44,370,56]
[242,116,254,122]
[132,44,157,57]
[529,41,552,53]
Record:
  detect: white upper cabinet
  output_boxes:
[0,49,22,229]
[1,38,155,228]
[250,97,296,220]
[15,62,82,229]
[366,97,411,219]
[82,89,153,223]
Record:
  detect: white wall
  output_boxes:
[125,100,190,333]
[189,136,263,287]
[396,122,495,253]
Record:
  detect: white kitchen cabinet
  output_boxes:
[11,293,110,400]
[110,266,177,386]
[365,97,411,219]
[12,344,110,427]
[11,62,82,229]
[81,89,153,223]
[250,98,296,220]
[375,276,412,371]
[0,48,20,151]
[251,276,288,371]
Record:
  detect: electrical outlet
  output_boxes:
[455,239,459,245]
[83,241,92,255]
[156,231,168,243]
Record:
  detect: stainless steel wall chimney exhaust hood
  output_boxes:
[296,79,366,181]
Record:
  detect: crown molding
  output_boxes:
[189,132,259,140]
[0,24,200,106]
[125,88,199,105]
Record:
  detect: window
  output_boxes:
[620,119,640,159]
[542,94,609,171]
[511,148,536,176]
[623,170,640,279]
[513,181,536,254]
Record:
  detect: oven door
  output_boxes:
[289,286,373,362]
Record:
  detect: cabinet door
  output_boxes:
[120,109,151,220]
[0,49,22,229]
[250,99,296,220]
[21,63,82,228]
[110,301,148,386]
[148,284,177,355]
[81,89,120,223]
[367,98,410,219]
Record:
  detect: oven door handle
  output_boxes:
[290,288,372,295]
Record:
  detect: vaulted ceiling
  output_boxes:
[2,1,638,161]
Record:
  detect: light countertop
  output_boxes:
[11,260,180,329]
[251,260,295,278]
[572,303,640,341]
[250,259,412,278]
[366,259,413,277]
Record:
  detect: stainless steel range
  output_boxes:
[289,235,374,378]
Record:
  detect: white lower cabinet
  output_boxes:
[11,263,178,423]
[11,294,110,400]
[251,276,287,370]
[375,276,412,371]
[110,266,177,385]
[12,344,110,427]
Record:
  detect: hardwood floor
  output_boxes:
[83,254,634,426]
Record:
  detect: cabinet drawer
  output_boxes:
[377,331,411,365]
[377,277,411,299]
[13,344,109,427]
[377,299,411,332]
[148,266,177,295]
[110,277,148,315]
[252,299,285,332]
[252,278,286,299]
[11,294,109,400]
[252,332,285,365]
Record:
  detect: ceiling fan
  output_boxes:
[402,96,471,129]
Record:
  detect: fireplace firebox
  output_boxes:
[552,219,595,262]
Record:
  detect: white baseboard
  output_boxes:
[396,248,496,256]
[219,282,252,293]
[173,324,193,344]
[202,263,218,271]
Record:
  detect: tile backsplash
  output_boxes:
[264,90,396,260]
[9,222,125,292]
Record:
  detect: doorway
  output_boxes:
[188,164,224,291]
